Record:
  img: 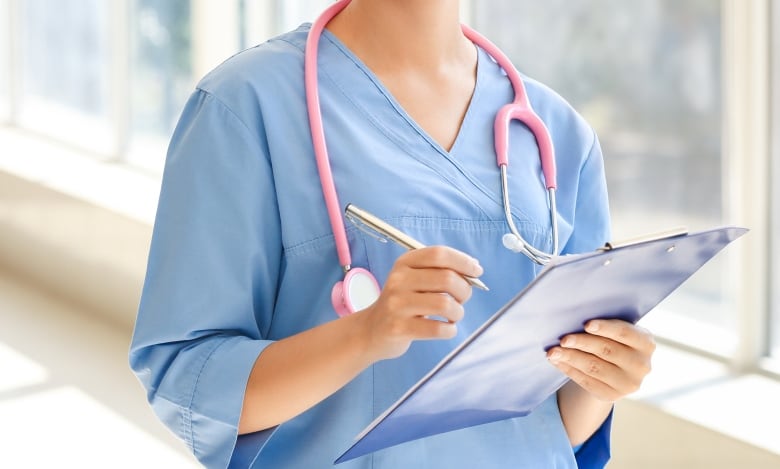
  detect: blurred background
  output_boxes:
[0,0,778,467]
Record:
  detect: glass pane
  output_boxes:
[19,0,111,141]
[279,0,332,31]
[473,1,731,352]
[128,0,193,172]
[0,0,9,121]
[240,0,277,49]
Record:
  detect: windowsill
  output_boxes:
[0,125,778,464]
[0,125,161,225]
[624,341,780,457]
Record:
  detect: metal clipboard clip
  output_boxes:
[598,227,689,252]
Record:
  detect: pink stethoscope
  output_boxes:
[306,0,559,317]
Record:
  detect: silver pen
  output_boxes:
[345,204,489,291]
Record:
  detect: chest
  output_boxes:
[379,69,477,152]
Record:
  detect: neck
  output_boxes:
[327,0,472,72]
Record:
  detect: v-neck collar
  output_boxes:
[321,28,486,161]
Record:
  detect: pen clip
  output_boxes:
[345,211,389,244]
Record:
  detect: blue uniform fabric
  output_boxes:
[129,25,612,468]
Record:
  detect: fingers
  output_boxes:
[385,246,484,304]
[550,358,623,402]
[547,320,656,401]
[410,316,460,340]
[582,319,656,354]
[359,246,484,361]
[397,292,466,324]
[397,268,474,304]
[557,331,649,375]
[399,246,484,279]
[547,344,638,399]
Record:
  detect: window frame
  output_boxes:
[0,0,778,376]
[767,0,780,372]
[3,0,18,123]
[721,0,772,373]
[0,0,11,122]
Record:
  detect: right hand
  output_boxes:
[355,246,483,362]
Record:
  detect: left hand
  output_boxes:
[547,319,656,402]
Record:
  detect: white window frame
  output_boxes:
[3,0,19,124]
[768,0,780,374]
[722,0,772,373]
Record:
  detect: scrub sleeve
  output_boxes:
[129,89,280,468]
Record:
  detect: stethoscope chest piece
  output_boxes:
[331,267,381,317]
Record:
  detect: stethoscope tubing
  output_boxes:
[305,0,560,270]
[305,0,354,271]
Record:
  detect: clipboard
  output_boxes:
[335,226,747,464]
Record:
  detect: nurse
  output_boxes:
[129,0,656,467]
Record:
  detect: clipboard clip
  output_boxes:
[598,227,689,252]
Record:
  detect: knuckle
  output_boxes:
[440,272,466,300]
[616,323,631,341]
[587,360,601,375]
[601,343,613,357]
[630,380,642,393]
[432,293,452,311]
[641,359,652,376]
[384,294,404,313]
[428,246,449,264]
[383,273,404,294]
[647,334,657,352]
[630,354,652,377]
[442,270,460,292]
[624,378,642,395]
[392,254,411,270]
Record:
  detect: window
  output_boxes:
[127,0,193,171]
[0,0,775,370]
[472,1,732,354]
[277,0,332,32]
[18,0,113,153]
[0,0,9,121]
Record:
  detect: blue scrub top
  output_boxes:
[130,25,612,469]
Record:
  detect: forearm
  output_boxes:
[238,247,483,435]
[238,312,375,434]
[556,380,613,447]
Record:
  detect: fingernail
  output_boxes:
[560,336,574,347]
[586,321,599,333]
[548,350,562,363]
